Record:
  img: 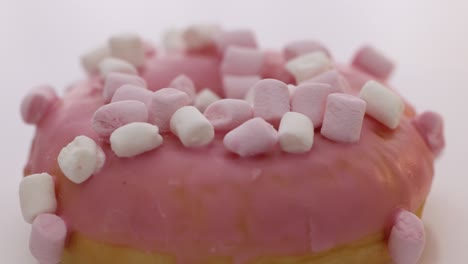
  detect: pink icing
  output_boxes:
[25,52,435,263]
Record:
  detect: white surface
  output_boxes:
[0,0,467,263]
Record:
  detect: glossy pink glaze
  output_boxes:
[25,52,435,263]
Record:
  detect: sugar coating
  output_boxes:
[204,99,253,131]
[279,112,314,153]
[221,46,264,75]
[352,45,394,80]
[98,57,137,77]
[194,89,221,112]
[223,75,261,99]
[19,173,57,223]
[388,210,425,264]
[291,83,343,128]
[111,84,153,106]
[285,51,332,83]
[29,214,67,264]
[148,88,190,132]
[321,93,367,143]
[109,33,145,67]
[252,79,290,125]
[20,85,58,125]
[224,117,278,157]
[359,80,405,129]
[92,100,149,137]
[110,122,163,158]
[81,45,111,74]
[58,136,105,184]
[103,72,147,103]
[170,106,215,147]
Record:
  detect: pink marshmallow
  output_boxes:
[291,82,344,128]
[222,75,261,99]
[388,210,426,264]
[143,40,157,58]
[261,51,294,84]
[252,79,290,125]
[320,93,367,143]
[224,117,278,157]
[103,72,147,103]
[92,100,148,137]
[214,29,257,54]
[29,214,67,264]
[303,70,350,92]
[20,85,58,125]
[204,99,253,131]
[168,74,196,102]
[284,40,331,61]
[412,111,445,157]
[148,88,190,132]
[221,46,264,75]
[111,84,153,106]
[352,45,395,80]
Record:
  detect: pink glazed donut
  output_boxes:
[19,26,444,264]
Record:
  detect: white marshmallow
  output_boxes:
[19,173,57,223]
[279,112,314,153]
[170,106,215,147]
[285,51,332,83]
[110,122,163,158]
[183,24,221,50]
[58,136,105,184]
[81,45,111,74]
[109,33,145,67]
[194,89,220,112]
[98,57,137,78]
[359,80,405,129]
[163,29,186,51]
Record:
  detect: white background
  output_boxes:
[1,0,467,263]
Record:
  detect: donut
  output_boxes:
[19,25,445,264]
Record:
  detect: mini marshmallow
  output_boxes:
[303,70,349,92]
[103,72,147,102]
[224,118,278,157]
[204,99,253,131]
[321,93,367,143]
[279,112,314,153]
[143,40,157,58]
[285,51,332,83]
[20,85,58,125]
[169,74,196,102]
[412,111,445,157]
[29,214,67,264]
[148,88,190,132]
[388,210,425,264]
[284,40,331,61]
[221,46,264,75]
[109,33,145,67]
[19,173,57,223]
[253,79,291,125]
[359,80,405,129]
[170,106,215,147]
[111,84,153,106]
[183,24,221,50]
[163,29,186,51]
[262,51,294,83]
[194,89,220,112]
[98,57,137,78]
[223,75,260,99]
[58,136,105,184]
[214,29,257,53]
[92,100,149,137]
[352,45,394,80]
[291,82,343,128]
[110,122,163,158]
[81,45,111,74]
